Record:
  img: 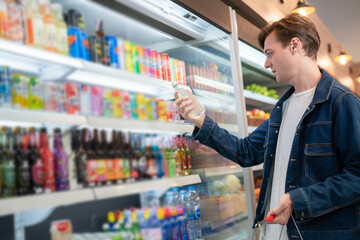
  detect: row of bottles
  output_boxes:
[0,125,193,198]
[0,66,188,124]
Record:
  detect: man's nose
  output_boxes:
[264,58,271,69]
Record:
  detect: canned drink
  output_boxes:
[117,38,126,70]
[11,73,28,109]
[64,82,79,115]
[105,36,118,68]
[162,54,171,82]
[129,92,138,119]
[157,99,167,122]
[138,46,146,75]
[157,53,163,80]
[28,76,44,110]
[145,97,153,121]
[179,61,186,86]
[144,48,152,77]
[132,43,140,74]
[124,41,133,72]
[151,50,159,79]
[0,66,12,108]
[151,98,158,120]
[136,94,146,120]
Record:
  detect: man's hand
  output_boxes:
[267,193,293,226]
[174,91,205,128]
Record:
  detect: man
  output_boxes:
[175,13,360,239]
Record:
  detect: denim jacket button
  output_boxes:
[275,130,278,133]
[270,154,274,157]
[277,106,280,109]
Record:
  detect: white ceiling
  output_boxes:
[308,0,360,63]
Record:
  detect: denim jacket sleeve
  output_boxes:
[289,93,360,219]
[192,115,268,167]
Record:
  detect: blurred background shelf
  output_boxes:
[244,89,278,110]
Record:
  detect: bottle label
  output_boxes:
[146,158,157,177]
[4,161,16,188]
[130,157,139,179]
[112,158,120,180]
[96,159,107,182]
[32,157,44,185]
[123,158,130,179]
[44,22,57,51]
[106,159,114,181]
[18,161,30,187]
[42,148,55,191]
[86,159,97,183]
[138,155,147,176]
[33,18,44,47]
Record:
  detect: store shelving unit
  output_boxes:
[0,175,201,216]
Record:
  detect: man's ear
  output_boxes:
[290,37,301,53]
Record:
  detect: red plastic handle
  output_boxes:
[265,214,276,222]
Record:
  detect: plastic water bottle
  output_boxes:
[188,186,201,240]
[148,208,162,240]
[145,190,160,208]
[171,187,180,204]
[172,82,205,119]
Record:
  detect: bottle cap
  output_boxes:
[188,186,195,190]
[171,81,179,88]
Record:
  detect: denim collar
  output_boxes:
[275,69,334,108]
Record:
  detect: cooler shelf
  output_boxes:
[0,108,195,133]
[244,89,278,110]
[0,175,201,216]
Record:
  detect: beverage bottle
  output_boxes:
[135,134,147,180]
[51,3,68,55]
[145,134,157,179]
[24,0,44,48]
[99,129,109,185]
[0,0,8,39]
[181,135,192,176]
[137,209,148,240]
[178,190,190,239]
[187,186,201,240]
[38,127,55,192]
[86,129,97,187]
[163,191,174,208]
[63,129,77,190]
[115,131,125,182]
[96,19,110,66]
[152,144,164,179]
[159,137,169,178]
[122,132,132,182]
[0,127,16,197]
[112,89,122,118]
[164,137,176,178]
[7,0,26,43]
[109,130,120,184]
[147,208,162,240]
[38,0,57,52]
[122,90,131,119]
[13,127,31,195]
[176,205,187,240]
[146,190,160,208]
[136,94,146,121]
[173,136,182,177]
[170,205,178,240]
[66,9,82,59]
[94,129,106,185]
[74,129,87,188]
[64,82,80,115]
[129,133,140,181]
[27,127,44,194]
[53,128,69,191]
[172,82,205,119]
[177,135,189,176]
[162,207,172,240]
[130,92,138,119]
[104,130,114,185]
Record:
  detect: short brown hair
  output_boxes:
[258,13,320,59]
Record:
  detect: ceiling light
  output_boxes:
[334,46,352,65]
[290,0,316,16]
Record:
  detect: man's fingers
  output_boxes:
[175,96,189,107]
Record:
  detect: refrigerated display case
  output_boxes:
[0,0,285,239]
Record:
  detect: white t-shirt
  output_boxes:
[262,87,316,240]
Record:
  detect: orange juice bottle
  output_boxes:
[38,0,57,52]
[24,0,44,48]
[0,0,8,39]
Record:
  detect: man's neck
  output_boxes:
[291,60,322,93]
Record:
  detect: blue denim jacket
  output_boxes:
[192,70,360,239]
